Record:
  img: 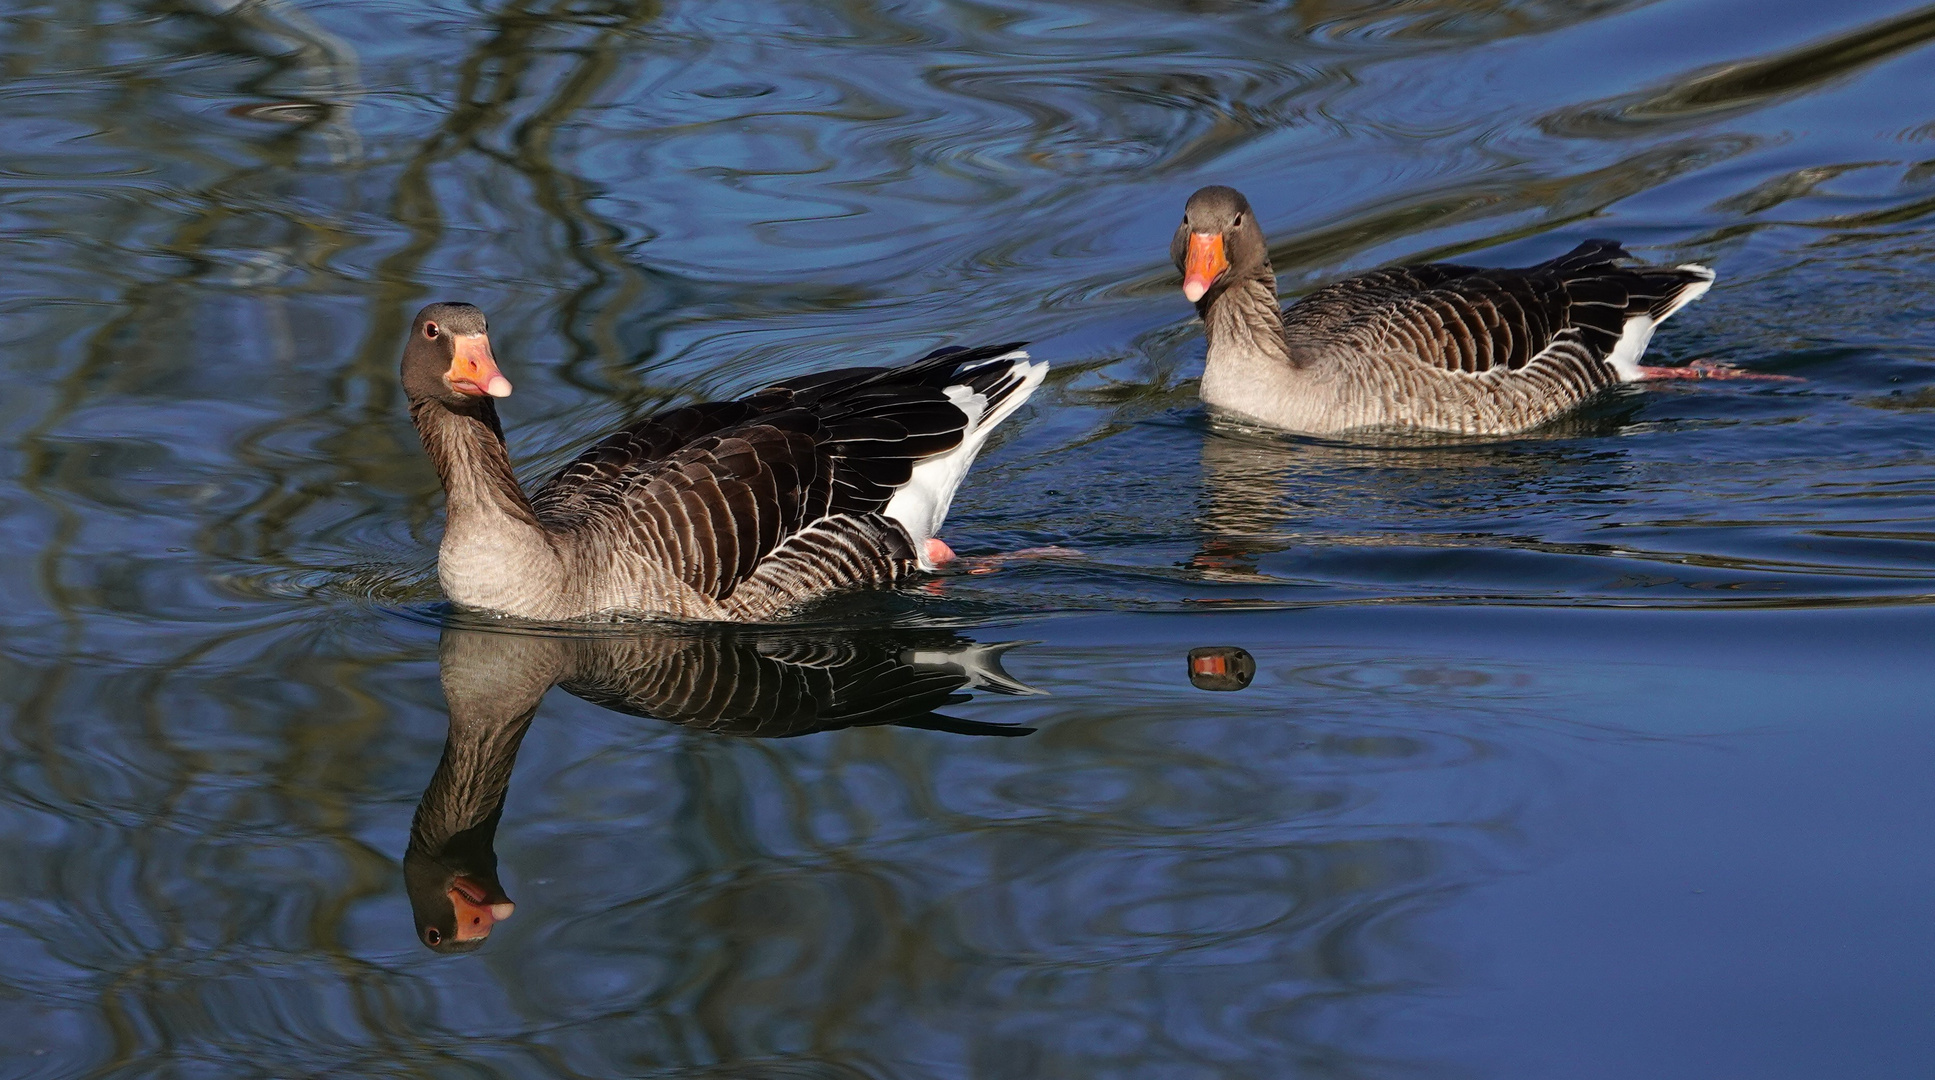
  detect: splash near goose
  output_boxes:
[400,303,1045,621]
[1173,185,1718,436]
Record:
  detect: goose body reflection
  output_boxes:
[1188,418,1648,593]
[406,624,1037,951]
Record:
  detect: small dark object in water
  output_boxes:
[227,100,330,124]
[1187,646,1255,691]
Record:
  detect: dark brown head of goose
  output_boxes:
[1172,185,1268,305]
[400,301,512,404]
[404,846,517,953]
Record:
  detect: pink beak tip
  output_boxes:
[484,375,513,398]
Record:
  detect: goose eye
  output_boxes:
[424,323,440,340]
[425,928,441,945]
[1232,213,1244,228]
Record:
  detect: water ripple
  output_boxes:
[5,0,1935,1074]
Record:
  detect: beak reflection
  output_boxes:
[1187,646,1256,691]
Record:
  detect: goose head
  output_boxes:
[400,301,512,405]
[1172,185,1268,304]
[405,842,518,953]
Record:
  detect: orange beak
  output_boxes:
[448,875,515,943]
[447,334,512,398]
[1182,232,1229,303]
[1192,654,1228,677]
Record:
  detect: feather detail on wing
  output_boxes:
[527,342,1041,607]
[1291,240,1715,383]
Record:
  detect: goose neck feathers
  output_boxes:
[410,395,564,616]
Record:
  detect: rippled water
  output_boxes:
[5,1,1935,1076]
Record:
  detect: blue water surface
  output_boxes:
[3,0,1935,1076]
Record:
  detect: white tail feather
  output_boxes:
[1607,316,1659,382]
[1667,264,1716,318]
[1611,265,1716,382]
[884,350,1045,565]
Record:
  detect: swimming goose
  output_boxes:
[1173,185,1717,435]
[401,303,1045,621]
[406,623,1036,950]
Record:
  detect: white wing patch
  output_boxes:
[900,641,1044,695]
[1671,264,1718,314]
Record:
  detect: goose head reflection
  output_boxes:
[406,623,1038,952]
[1187,646,1256,691]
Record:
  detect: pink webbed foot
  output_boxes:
[1638,359,1803,383]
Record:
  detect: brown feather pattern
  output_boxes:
[1292,241,1703,384]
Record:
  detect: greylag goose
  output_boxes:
[401,303,1046,621]
[407,623,1036,950]
[1173,185,1717,435]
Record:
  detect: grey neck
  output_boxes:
[409,632,564,852]
[1197,268,1307,423]
[407,700,537,854]
[1200,270,1294,371]
[411,398,566,614]
[411,398,538,530]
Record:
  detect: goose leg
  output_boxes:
[1638,360,1802,382]
[920,542,1083,580]
[962,546,1084,575]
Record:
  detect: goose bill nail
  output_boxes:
[1183,232,1228,302]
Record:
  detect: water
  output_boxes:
[4,0,1935,1075]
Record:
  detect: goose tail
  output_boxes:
[900,639,1044,696]
[1546,242,1716,383]
[1606,262,1717,382]
[883,346,1047,565]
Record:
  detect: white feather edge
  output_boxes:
[1609,263,1715,383]
[883,349,1046,567]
